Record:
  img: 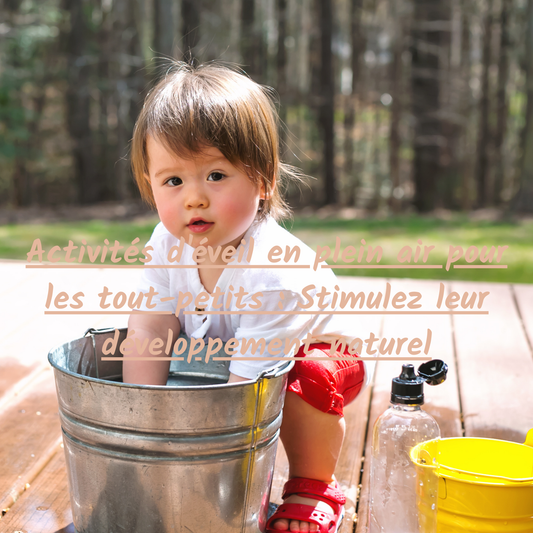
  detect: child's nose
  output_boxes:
[184,184,209,208]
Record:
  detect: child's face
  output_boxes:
[146,136,264,252]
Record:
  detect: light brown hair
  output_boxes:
[131,61,301,220]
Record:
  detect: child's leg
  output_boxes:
[272,392,344,532]
[281,392,345,481]
[269,344,365,532]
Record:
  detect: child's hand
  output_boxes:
[227,372,250,384]
[122,313,181,385]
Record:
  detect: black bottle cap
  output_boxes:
[390,360,448,405]
[418,359,448,386]
[391,364,425,405]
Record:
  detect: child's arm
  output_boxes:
[227,373,250,383]
[122,313,181,385]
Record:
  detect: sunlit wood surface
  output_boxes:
[1,261,532,533]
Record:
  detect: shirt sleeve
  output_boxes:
[228,289,320,379]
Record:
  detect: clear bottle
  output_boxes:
[368,361,447,533]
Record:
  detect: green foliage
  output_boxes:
[0,0,63,199]
[0,0,532,211]
[282,215,533,283]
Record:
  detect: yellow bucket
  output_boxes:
[411,429,533,532]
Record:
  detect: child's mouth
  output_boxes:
[187,219,213,233]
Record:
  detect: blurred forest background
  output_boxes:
[2,0,533,215]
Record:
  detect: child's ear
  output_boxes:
[260,176,276,200]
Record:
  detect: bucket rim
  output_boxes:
[437,465,533,484]
[411,436,533,485]
[47,346,294,391]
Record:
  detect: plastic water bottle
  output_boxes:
[368,361,447,533]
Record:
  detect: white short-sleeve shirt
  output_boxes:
[137,216,364,379]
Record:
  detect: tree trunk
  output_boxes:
[182,0,200,61]
[475,0,494,208]
[371,105,384,210]
[154,0,175,58]
[343,0,363,207]
[277,0,288,148]
[439,0,455,209]
[114,0,140,200]
[65,0,98,204]
[460,0,473,210]
[411,0,447,212]
[493,0,511,205]
[5,4,31,207]
[389,0,407,213]
[241,0,259,79]
[318,0,336,205]
[514,0,533,213]
[97,0,113,200]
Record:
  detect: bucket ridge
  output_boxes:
[59,408,283,457]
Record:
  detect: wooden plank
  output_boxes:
[336,277,387,533]
[1,267,134,366]
[356,279,462,533]
[0,266,137,411]
[0,360,35,402]
[336,387,372,533]
[0,450,74,533]
[0,261,38,299]
[0,266,140,532]
[513,283,533,352]
[355,360,391,533]
[381,280,463,439]
[0,368,62,514]
[452,281,533,442]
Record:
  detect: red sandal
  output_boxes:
[266,477,346,532]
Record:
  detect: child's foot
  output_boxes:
[267,478,345,532]
[270,493,335,531]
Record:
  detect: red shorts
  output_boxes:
[286,343,366,417]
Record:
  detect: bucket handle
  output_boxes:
[525,429,533,449]
[84,327,117,337]
[440,464,533,483]
[257,359,295,381]
[83,327,117,380]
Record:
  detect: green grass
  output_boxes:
[1,215,532,283]
[0,219,160,262]
[283,215,533,283]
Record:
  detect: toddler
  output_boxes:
[125,62,366,533]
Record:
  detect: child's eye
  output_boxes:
[166,177,182,187]
[207,172,225,182]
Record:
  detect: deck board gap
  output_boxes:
[450,303,466,437]
[510,284,533,359]
[353,312,385,533]
[352,366,376,533]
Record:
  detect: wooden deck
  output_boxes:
[1,260,533,533]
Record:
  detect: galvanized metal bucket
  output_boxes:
[48,327,293,533]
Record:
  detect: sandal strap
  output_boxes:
[266,502,338,533]
[282,477,346,506]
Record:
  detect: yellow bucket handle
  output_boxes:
[439,464,533,483]
[526,429,533,448]
[437,430,533,483]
